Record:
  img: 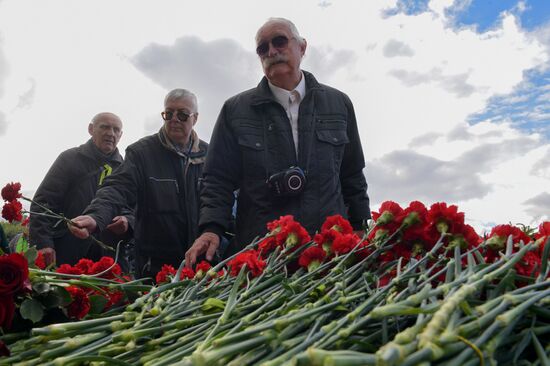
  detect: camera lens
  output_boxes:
[287,174,303,191]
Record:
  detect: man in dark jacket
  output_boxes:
[69,89,208,277]
[29,112,133,265]
[185,18,371,267]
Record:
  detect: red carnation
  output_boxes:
[2,200,23,223]
[266,215,295,232]
[260,215,310,254]
[0,295,15,331]
[428,202,464,234]
[181,267,195,280]
[195,261,212,279]
[298,246,326,271]
[447,223,480,251]
[155,264,176,284]
[399,201,428,229]
[65,286,90,319]
[0,253,30,295]
[1,182,22,202]
[34,251,46,270]
[56,264,83,275]
[515,251,541,278]
[104,289,125,309]
[314,230,341,255]
[227,250,266,277]
[332,233,361,255]
[74,258,95,274]
[321,215,353,234]
[258,236,278,255]
[535,221,550,255]
[196,261,212,273]
[372,201,403,225]
[90,257,122,279]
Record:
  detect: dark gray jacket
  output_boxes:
[84,129,207,268]
[29,139,133,265]
[200,71,371,251]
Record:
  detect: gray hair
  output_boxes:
[91,112,121,126]
[255,17,306,46]
[164,89,198,112]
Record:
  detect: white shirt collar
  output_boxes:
[268,71,306,107]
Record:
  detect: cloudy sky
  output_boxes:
[0,0,548,233]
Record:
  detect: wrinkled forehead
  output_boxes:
[256,21,292,44]
[94,114,122,128]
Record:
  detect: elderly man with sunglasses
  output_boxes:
[70,89,208,278]
[186,18,371,267]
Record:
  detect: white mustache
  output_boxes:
[263,54,288,68]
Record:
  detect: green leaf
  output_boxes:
[88,295,109,314]
[53,286,72,306]
[41,290,64,309]
[20,298,45,323]
[24,246,38,266]
[32,282,50,294]
[15,235,29,253]
[201,297,226,314]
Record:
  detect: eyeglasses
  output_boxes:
[161,110,196,122]
[256,35,294,56]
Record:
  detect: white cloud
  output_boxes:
[0,110,7,135]
[15,78,36,110]
[523,192,550,223]
[383,39,415,57]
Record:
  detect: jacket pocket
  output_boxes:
[146,177,180,213]
[315,119,349,174]
[238,127,266,178]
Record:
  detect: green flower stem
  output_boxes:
[294,349,377,366]
[31,313,134,336]
[192,331,277,366]
[38,332,106,362]
[455,297,512,338]
[447,305,531,366]
[52,355,132,366]
[417,243,533,349]
[140,329,213,365]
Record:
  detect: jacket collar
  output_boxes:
[158,127,206,165]
[250,70,323,106]
[81,138,123,164]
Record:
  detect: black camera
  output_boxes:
[267,166,307,197]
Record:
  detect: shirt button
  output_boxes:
[256,142,261,147]
[333,137,338,142]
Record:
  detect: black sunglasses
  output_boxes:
[256,35,293,56]
[161,110,196,122]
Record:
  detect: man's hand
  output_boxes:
[68,215,97,239]
[106,216,129,235]
[38,247,56,266]
[185,232,220,268]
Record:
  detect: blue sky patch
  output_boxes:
[386,0,550,31]
[468,68,550,140]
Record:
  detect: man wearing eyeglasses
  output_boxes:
[69,89,208,277]
[185,18,371,267]
[29,112,134,267]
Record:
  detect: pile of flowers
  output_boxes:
[1,186,549,364]
[0,250,146,339]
